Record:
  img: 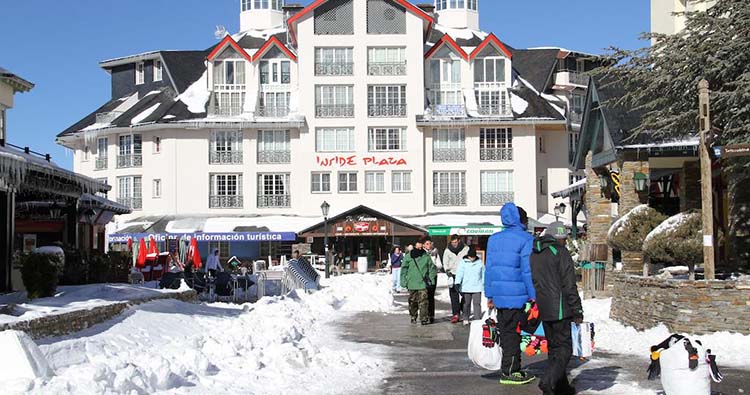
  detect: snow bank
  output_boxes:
[176,70,210,114]
[584,298,750,368]
[0,330,53,382]
[510,92,529,114]
[6,274,394,394]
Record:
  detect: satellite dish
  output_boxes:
[214,25,227,40]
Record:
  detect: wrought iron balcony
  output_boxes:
[117,154,142,168]
[95,157,108,170]
[433,148,466,162]
[480,148,513,162]
[433,192,467,207]
[209,151,243,165]
[95,111,123,124]
[208,104,243,117]
[481,192,515,207]
[478,105,513,117]
[315,62,354,76]
[256,106,290,118]
[210,195,243,209]
[257,150,291,164]
[368,104,406,117]
[368,62,407,76]
[316,105,354,118]
[427,104,466,117]
[258,194,291,208]
[117,197,142,210]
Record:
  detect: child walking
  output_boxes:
[455,247,485,325]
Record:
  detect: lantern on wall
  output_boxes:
[634,172,649,193]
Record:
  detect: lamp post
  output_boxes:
[321,201,330,279]
[554,202,567,222]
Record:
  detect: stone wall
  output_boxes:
[611,274,750,335]
[585,153,612,258]
[0,290,196,340]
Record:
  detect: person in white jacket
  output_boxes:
[442,234,470,323]
[455,247,485,326]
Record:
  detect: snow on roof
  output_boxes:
[433,23,488,41]
[619,137,700,150]
[552,177,586,198]
[100,51,163,67]
[233,26,287,41]
[130,103,161,125]
[176,70,209,114]
[510,92,528,114]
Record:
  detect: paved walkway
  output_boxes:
[337,290,749,395]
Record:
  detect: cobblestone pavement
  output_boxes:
[337,291,749,395]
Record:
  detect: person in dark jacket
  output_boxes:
[423,237,441,324]
[530,222,583,395]
[485,203,537,385]
[400,240,437,325]
[390,247,404,293]
[442,234,470,323]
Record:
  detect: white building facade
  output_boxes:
[58,0,574,241]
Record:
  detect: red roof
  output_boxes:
[469,33,513,59]
[206,35,253,63]
[252,36,298,62]
[424,34,469,60]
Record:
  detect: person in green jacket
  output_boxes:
[400,239,437,325]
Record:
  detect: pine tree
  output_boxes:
[598,0,750,270]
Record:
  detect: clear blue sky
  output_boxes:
[0,0,649,169]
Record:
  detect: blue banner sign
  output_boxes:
[108,232,297,244]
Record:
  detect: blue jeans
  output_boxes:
[392,268,401,291]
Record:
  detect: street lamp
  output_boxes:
[634,172,649,193]
[598,173,610,192]
[321,201,330,279]
[554,203,567,221]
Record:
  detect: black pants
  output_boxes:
[427,283,437,320]
[497,308,524,374]
[539,319,573,394]
[448,280,464,316]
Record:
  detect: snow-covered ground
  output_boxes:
[2,274,395,395]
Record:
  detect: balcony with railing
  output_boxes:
[316,104,354,118]
[96,111,123,124]
[427,83,466,117]
[368,61,407,76]
[117,197,142,210]
[433,148,466,162]
[480,148,513,161]
[315,62,354,76]
[258,194,291,208]
[209,151,243,165]
[95,157,108,170]
[208,103,243,117]
[117,154,142,168]
[210,195,243,209]
[474,83,512,117]
[208,84,245,117]
[481,192,514,206]
[368,104,406,117]
[258,150,291,164]
[555,71,588,87]
[434,192,467,207]
[256,106,290,118]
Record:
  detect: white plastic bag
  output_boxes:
[571,322,594,358]
[659,337,711,395]
[467,308,503,370]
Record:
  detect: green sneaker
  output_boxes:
[499,371,536,385]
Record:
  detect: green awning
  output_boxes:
[429,226,504,236]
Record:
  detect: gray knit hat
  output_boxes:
[546,222,568,240]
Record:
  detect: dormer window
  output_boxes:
[214,60,246,87]
[154,60,163,82]
[474,58,506,84]
[210,59,246,117]
[436,0,477,11]
[135,62,145,85]
[242,0,284,11]
[259,60,290,85]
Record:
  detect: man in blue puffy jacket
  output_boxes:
[485,203,537,385]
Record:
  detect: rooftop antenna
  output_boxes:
[214,25,227,40]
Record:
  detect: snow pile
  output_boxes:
[0,331,53,381]
[584,298,750,368]
[176,70,210,114]
[5,274,394,394]
[510,92,528,115]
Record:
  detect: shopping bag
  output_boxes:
[467,308,503,370]
[647,334,718,395]
[521,322,547,356]
[571,322,595,358]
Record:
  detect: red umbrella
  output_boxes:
[136,238,148,268]
[146,236,159,261]
[127,237,133,251]
[188,237,202,269]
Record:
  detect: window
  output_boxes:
[432,128,465,161]
[315,85,354,117]
[153,136,161,153]
[468,0,477,10]
[368,128,406,151]
[117,176,142,210]
[430,59,461,84]
[436,0,447,10]
[539,136,546,153]
[246,0,283,10]
[338,172,358,193]
[480,128,513,161]
[433,171,466,206]
[429,59,462,109]
[367,47,406,75]
[365,171,385,193]
[257,130,291,163]
[475,90,508,115]
[539,176,547,196]
[311,172,331,193]
[83,146,90,161]
[260,60,290,84]
[212,60,246,116]
[208,241,231,263]
[135,62,145,85]
[118,134,142,168]
[96,137,108,170]
[474,58,506,83]
[569,174,584,185]
[315,48,353,76]
[154,60,163,82]
[572,93,584,113]
[392,171,411,193]
[242,0,252,11]
[215,60,246,86]
[153,179,162,198]
[569,132,580,163]
[367,85,406,117]
[210,130,243,164]
[210,174,243,208]
[481,171,514,206]
[316,128,356,152]
[258,173,290,208]
[258,91,290,117]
